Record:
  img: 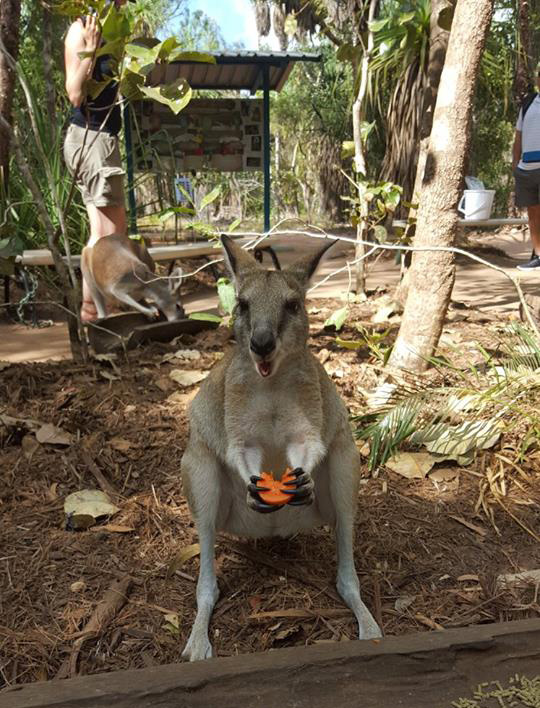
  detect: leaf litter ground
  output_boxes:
[0,296,539,689]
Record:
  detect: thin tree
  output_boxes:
[388,0,494,372]
[0,0,21,196]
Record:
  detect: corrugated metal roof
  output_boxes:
[148,51,321,93]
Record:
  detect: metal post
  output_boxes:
[262,64,271,233]
[123,103,138,235]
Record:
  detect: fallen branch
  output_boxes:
[55,575,132,679]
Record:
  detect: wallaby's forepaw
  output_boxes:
[148,306,160,319]
[283,468,315,506]
[247,477,284,513]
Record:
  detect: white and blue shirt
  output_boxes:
[516,95,540,170]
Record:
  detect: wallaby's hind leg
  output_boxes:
[181,442,221,661]
[81,263,108,320]
[328,434,382,640]
[109,286,159,319]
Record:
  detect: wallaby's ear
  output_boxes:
[287,240,337,288]
[221,235,260,284]
[168,266,183,294]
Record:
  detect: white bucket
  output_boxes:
[457,189,495,220]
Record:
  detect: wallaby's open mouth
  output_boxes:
[256,360,272,378]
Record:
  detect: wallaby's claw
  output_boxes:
[246,488,284,513]
[284,467,315,506]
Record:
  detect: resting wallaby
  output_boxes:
[180,235,381,662]
[81,233,183,321]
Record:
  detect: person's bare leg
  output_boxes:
[81,204,127,322]
[527,204,540,255]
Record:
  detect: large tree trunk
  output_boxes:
[388,0,494,372]
[0,0,21,195]
[514,0,532,104]
[317,134,346,222]
[395,0,451,306]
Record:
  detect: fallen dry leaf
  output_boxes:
[169,369,207,387]
[36,423,73,446]
[108,437,135,452]
[21,434,40,460]
[64,489,119,520]
[90,524,135,534]
[385,452,437,479]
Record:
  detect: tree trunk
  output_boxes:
[42,4,57,129]
[514,0,532,104]
[395,0,451,307]
[0,0,21,195]
[388,0,494,372]
[353,0,378,295]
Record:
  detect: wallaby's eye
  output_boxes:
[286,300,300,315]
[237,299,249,314]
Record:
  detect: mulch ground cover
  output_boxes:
[1,296,539,689]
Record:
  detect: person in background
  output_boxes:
[63,0,130,321]
[512,63,540,271]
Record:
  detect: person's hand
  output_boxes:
[82,14,101,53]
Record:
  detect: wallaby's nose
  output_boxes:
[250,330,276,358]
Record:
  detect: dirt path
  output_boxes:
[0,227,537,363]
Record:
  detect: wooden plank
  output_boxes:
[3,619,540,708]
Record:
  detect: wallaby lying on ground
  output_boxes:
[81,233,183,321]
[180,235,381,662]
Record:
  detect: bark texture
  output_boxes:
[0,0,21,193]
[388,0,494,372]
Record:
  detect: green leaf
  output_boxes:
[284,13,298,37]
[398,11,416,24]
[217,278,236,316]
[124,43,156,63]
[169,50,217,64]
[101,4,130,42]
[368,18,388,32]
[324,306,348,331]
[341,140,355,159]
[373,225,387,243]
[336,337,363,351]
[158,206,196,221]
[155,36,180,60]
[200,186,221,211]
[188,312,222,323]
[228,217,242,233]
[139,82,192,115]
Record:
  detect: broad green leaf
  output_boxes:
[139,83,192,115]
[217,278,236,316]
[175,182,195,207]
[101,4,130,42]
[158,206,196,221]
[398,11,416,24]
[200,186,221,211]
[284,13,298,37]
[189,312,222,323]
[324,307,348,331]
[124,43,156,63]
[86,77,114,100]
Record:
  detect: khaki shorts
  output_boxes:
[63,123,125,207]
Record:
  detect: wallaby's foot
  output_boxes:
[284,468,315,506]
[182,631,213,662]
[337,574,382,640]
[357,610,383,640]
[247,477,284,513]
[81,300,98,323]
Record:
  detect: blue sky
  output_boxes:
[185,0,279,49]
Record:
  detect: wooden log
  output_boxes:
[3,619,540,708]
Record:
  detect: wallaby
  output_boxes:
[80,233,183,321]
[180,235,381,662]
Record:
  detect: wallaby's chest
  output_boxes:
[226,382,321,472]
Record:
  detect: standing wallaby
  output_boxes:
[180,235,381,661]
[80,233,183,321]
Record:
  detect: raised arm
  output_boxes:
[64,16,100,108]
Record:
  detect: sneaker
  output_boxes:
[517,255,540,271]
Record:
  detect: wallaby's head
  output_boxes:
[151,266,184,322]
[222,236,335,379]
